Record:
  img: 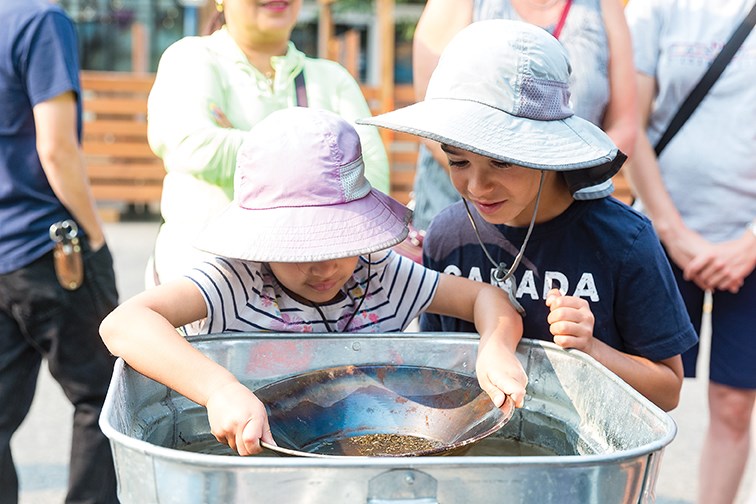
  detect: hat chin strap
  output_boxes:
[462,171,546,315]
[313,256,371,333]
[271,257,372,332]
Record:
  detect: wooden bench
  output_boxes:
[362,84,419,206]
[79,71,421,211]
[80,71,164,208]
[79,71,632,214]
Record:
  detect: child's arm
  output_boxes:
[426,274,527,408]
[99,279,275,455]
[545,288,684,411]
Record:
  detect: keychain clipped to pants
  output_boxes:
[49,220,84,290]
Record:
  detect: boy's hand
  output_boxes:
[205,381,276,456]
[476,337,528,409]
[545,288,596,354]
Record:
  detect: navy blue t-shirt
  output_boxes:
[421,198,698,362]
[0,2,82,273]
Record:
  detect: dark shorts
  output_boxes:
[671,263,756,389]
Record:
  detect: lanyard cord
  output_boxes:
[461,172,545,316]
[313,304,334,333]
[463,171,546,284]
[313,256,371,333]
[551,0,573,40]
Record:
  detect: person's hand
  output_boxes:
[660,225,710,272]
[87,234,106,252]
[683,232,756,293]
[209,102,234,129]
[205,381,276,456]
[545,288,596,355]
[475,336,528,409]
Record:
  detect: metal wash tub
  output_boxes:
[99,334,676,504]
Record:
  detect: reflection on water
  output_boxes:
[176,437,281,457]
[176,435,560,458]
[465,437,560,457]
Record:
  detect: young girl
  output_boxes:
[360,20,698,412]
[100,107,526,456]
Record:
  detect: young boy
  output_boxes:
[360,20,697,411]
[100,107,527,456]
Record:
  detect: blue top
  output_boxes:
[0,1,81,274]
[421,198,698,362]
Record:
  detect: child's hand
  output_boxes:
[205,381,276,456]
[476,337,528,409]
[545,288,596,355]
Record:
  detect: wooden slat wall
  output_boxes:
[364,84,418,206]
[80,71,164,205]
[79,71,632,210]
[79,70,422,208]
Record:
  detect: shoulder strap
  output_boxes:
[294,70,307,107]
[655,2,756,156]
[552,0,573,40]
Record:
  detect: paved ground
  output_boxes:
[12,220,756,503]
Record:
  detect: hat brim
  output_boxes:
[359,98,620,172]
[194,190,411,263]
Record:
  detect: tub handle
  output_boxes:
[367,469,438,504]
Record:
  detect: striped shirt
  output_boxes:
[186,251,440,334]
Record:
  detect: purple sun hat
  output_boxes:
[194,107,411,262]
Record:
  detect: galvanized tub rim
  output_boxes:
[99,334,677,468]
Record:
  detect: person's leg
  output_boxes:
[698,383,756,504]
[697,272,756,504]
[0,269,46,504]
[18,246,119,504]
[62,244,119,504]
[0,323,41,504]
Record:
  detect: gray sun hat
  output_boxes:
[358,19,625,195]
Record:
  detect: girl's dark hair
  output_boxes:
[203,11,225,35]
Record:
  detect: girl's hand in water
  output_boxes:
[205,381,276,455]
[476,334,528,409]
